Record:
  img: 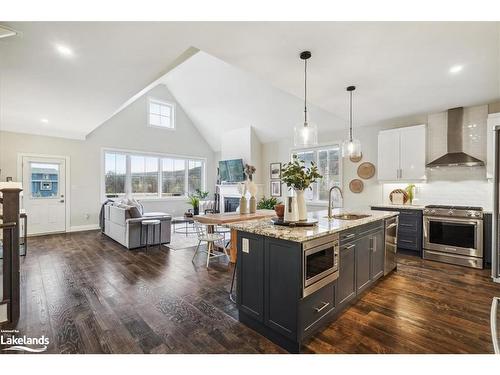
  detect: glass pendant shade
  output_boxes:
[342,138,362,158]
[294,122,318,147]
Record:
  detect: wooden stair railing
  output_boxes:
[0,187,22,328]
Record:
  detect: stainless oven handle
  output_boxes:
[386,223,398,230]
[491,297,500,354]
[314,301,330,313]
[424,216,481,225]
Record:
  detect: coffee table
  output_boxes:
[172,216,196,236]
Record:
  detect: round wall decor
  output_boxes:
[349,179,364,193]
[357,162,376,179]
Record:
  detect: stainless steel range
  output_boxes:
[423,205,484,269]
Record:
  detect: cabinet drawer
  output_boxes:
[340,229,357,244]
[398,232,418,251]
[398,220,418,233]
[300,283,335,333]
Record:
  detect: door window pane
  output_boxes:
[30,162,59,198]
[161,158,185,196]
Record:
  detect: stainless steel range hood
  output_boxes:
[426,107,485,167]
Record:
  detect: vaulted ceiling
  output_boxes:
[1,22,499,149]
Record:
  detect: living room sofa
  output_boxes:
[103,203,171,249]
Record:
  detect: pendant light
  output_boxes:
[294,51,318,147]
[342,85,361,158]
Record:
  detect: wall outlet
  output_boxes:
[242,238,249,253]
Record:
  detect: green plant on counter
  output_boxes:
[405,184,416,204]
[281,154,323,190]
[257,196,281,210]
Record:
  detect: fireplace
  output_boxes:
[224,197,240,213]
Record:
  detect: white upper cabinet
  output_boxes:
[377,129,400,181]
[377,124,426,181]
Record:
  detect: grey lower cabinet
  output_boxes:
[371,206,422,255]
[236,219,387,353]
[336,242,356,306]
[336,222,385,311]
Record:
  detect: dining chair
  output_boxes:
[192,221,229,267]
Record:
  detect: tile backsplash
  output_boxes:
[382,167,493,211]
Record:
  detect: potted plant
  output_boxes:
[187,194,200,216]
[281,154,322,221]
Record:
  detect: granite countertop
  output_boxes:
[226,209,398,243]
[371,204,425,210]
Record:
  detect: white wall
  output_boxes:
[0,84,216,229]
[261,105,493,211]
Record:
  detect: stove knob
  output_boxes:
[423,209,429,214]
[448,210,454,215]
[474,212,480,218]
[466,212,472,217]
[431,209,436,214]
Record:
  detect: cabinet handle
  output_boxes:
[400,239,413,243]
[343,244,355,250]
[314,301,330,313]
[373,236,377,252]
[342,233,355,239]
[400,223,413,227]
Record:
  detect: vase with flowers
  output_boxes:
[281,155,322,221]
[244,164,258,213]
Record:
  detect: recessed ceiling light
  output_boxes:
[40,118,49,124]
[449,65,463,74]
[55,44,74,57]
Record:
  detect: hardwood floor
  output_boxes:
[3,230,500,354]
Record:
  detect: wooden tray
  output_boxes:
[271,217,318,227]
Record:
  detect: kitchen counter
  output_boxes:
[371,204,425,210]
[227,208,397,243]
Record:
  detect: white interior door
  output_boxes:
[22,156,67,235]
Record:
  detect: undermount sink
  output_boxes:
[326,214,371,220]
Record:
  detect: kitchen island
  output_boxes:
[227,209,398,353]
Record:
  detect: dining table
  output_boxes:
[193,209,276,263]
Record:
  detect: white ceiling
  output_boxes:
[162,51,341,151]
[1,22,499,144]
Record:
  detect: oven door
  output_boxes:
[303,240,339,290]
[423,216,483,257]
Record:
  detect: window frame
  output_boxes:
[290,143,343,206]
[147,97,176,130]
[101,148,206,201]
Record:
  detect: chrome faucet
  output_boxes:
[328,186,343,218]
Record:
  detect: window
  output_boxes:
[149,98,175,129]
[161,158,185,197]
[103,150,205,199]
[30,162,60,198]
[104,152,126,197]
[291,145,342,205]
[131,155,158,196]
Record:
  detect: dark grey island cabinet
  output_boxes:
[236,219,389,353]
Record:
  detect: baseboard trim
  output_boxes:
[69,224,100,233]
